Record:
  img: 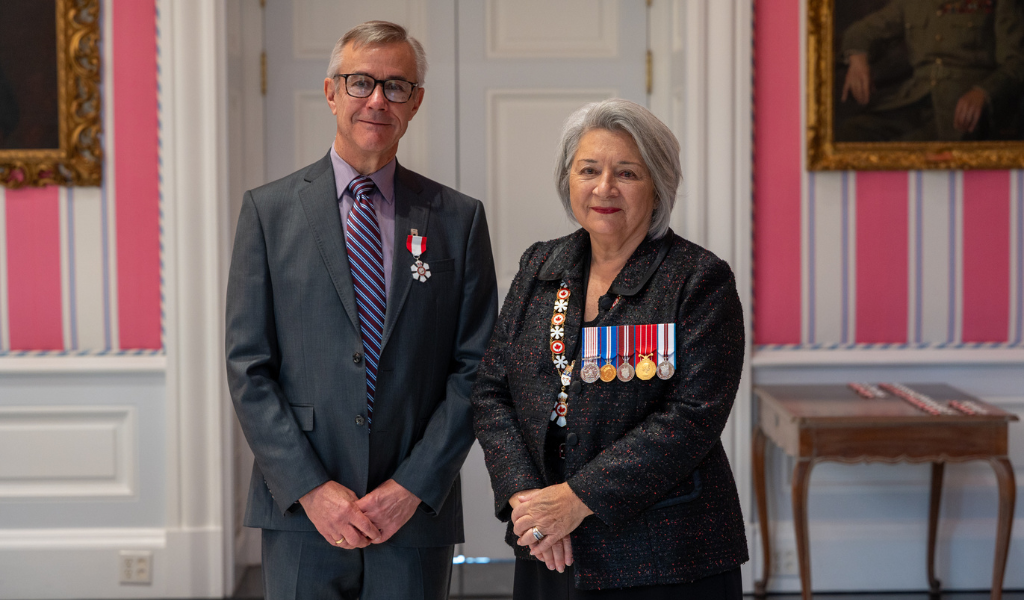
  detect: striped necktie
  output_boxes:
[345,175,386,429]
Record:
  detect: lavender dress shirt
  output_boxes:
[331,146,397,302]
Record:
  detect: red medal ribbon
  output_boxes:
[406,234,426,256]
[635,324,656,360]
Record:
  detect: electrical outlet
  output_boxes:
[119,550,152,584]
[773,549,797,575]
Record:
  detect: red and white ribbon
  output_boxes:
[406,234,426,258]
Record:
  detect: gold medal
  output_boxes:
[599,364,617,382]
[636,354,656,380]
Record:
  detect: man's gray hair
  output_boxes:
[326,21,427,85]
[555,99,681,240]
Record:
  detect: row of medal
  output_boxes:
[579,323,676,383]
[548,282,676,426]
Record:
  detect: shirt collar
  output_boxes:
[330,146,397,204]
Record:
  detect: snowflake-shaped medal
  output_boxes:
[410,260,431,282]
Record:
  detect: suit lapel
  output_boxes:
[381,164,429,351]
[298,154,361,331]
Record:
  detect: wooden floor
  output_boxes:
[230,564,1024,600]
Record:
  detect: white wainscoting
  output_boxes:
[0,406,135,498]
[485,0,619,58]
[0,527,224,600]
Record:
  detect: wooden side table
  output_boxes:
[752,384,1018,600]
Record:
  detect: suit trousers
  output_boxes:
[261,529,454,600]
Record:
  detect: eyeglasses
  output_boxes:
[332,74,418,103]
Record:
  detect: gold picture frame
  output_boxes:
[807,0,1024,171]
[0,0,102,188]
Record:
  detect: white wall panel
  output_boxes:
[486,89,614,284]
[0,407,134,498]
[292,0,426,59]
[486,0,619,58]
[294,91,336,172]
[0,371,164,529]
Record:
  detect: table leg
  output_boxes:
[753,427,770,597]
[792,459,814,600]
[988,457,1016,600]
[927,462,944,597]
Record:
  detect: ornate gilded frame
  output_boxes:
[0,0,102,188]
[807,0,1024,170]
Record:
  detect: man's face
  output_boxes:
[325,41,424,172]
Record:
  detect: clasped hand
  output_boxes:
[299,479,420,549]
[510,483,593,573]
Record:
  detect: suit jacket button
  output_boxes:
[570,381,581,394]
[566,432,579,446]
[355,415,365,426]
[353,352,362,364]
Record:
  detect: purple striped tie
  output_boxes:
[345,176,386,429]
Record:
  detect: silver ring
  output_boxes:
[531,527,544,542]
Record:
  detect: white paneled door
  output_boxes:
[455,0,649,560]
[457,0,649,299]
[260,0,648,563]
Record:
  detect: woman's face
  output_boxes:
[569,128,655,246]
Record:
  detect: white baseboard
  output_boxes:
[0,527,225,599]
[748,518,1024,593]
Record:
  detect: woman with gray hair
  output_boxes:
[472,98,747,598]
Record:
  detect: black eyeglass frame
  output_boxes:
[332,73,420,103]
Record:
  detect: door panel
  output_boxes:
[455,0,648,559]
[457,0,648,300]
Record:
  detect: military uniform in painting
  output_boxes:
[839,0,1024,141]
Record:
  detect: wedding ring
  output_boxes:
[335,538,346,545]
[531,527,544,541]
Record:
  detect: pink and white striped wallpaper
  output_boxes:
[754,0,1023,349]
[0,0,161,355]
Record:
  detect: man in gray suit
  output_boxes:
[226,20,497,600]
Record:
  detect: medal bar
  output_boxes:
[617,324,635,381]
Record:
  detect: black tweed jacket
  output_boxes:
[471,228,748,590]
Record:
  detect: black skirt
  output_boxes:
[512,561,742,600]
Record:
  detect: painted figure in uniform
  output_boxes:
[838,0,1024,141]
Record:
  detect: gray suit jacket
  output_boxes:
[226,153,497,547]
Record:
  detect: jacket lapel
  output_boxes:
[297,153,361,331]
[381,163,429,351]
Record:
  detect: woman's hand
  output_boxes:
[534,535,574,572]
[511,483,593,559]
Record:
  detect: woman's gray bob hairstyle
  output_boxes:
[555,99,681,240]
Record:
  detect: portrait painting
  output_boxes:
[0,0,102,187]
[807,0,1024,170]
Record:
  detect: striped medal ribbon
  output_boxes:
[599,326,617,382]
[617,325,635,381]
[580,326,600,383]
[635,324,657,380]
[656,323,676,379]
